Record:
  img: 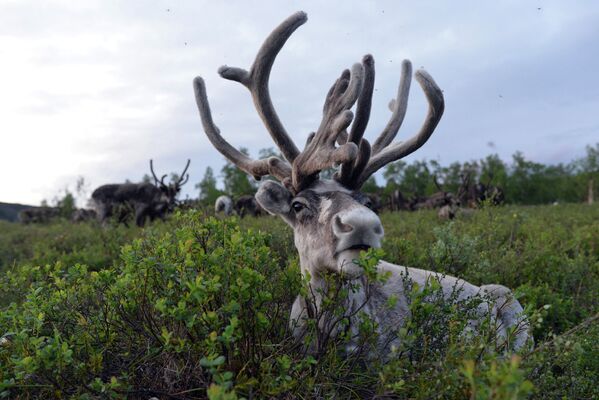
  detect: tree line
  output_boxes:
[196,144,599,206]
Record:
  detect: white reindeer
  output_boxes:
[193,12,532,357]
[214,195,233,216]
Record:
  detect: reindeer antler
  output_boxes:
[218,11,306,164]
[150,159,167,188]
[175,159,191,188]
[192,12,305,189]
[291,63,364,190]
[193,12,445,194]
[354,66,445,187]
[193,78,292,182]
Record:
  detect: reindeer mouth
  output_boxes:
[346,244,372,252]
[335,242,377,258]
[335,243,379,277]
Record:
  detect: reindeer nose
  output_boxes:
[333,207,384,251]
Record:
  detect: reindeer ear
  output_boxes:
[256,180,293,220]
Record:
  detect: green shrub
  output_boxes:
[0,204,597,398]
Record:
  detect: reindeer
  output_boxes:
[427,175,463,219]
[214,195,233,216]
[92,159,190,226]
[18,207,61,224]
[364,193,382,214]
[459,171,504,207]
[389,188,411,211]
[235,195,263,218]
[71,208,97,223]
[193,12,531,357]
[476,182,505,206]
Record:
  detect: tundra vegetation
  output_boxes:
[0,205,597,399]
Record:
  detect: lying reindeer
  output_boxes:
[194,12,531,357]
[92,159,190,226]
[18,207,60,224]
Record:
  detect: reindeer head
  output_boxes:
[193,12,444,278]
[150,159,191,210]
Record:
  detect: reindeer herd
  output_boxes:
[16,11,532,360]
[18,170,500,226]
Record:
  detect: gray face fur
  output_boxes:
[256,179,383,278]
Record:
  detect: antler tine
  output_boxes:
[160,174,168,186]
[291,63,364,191]
[357,69,444,187]
[179,174,190,187]
[193,77,292,182]
[177,159,191,185]
[149,159,160,186]
[218,11,307,163]
[348,55,375,145]
[336,54,375,187]
[371,60,412,154]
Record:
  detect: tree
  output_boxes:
[400,160,434,198]
[480,154,508,189]
[361,176,379,194]
[383,160,406,186]
[195,167,223,205]
[55,189,76,218]
[574,144,599,203]
[74,176,90,208]
[221,147,256,198]
[258,147,281,159]
[141,174,153,184]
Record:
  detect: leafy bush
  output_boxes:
[0,220,140,306]
[0,213,301,398]
[0,204,597,398]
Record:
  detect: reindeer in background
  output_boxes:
[214,195,233,216]
[92,159,190,226]
[18,207,61,224]
[235,195,264,218]
[194,12,531,358]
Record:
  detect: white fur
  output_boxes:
[214,195,233,216]
[291,260,531,358]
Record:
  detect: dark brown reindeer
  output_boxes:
[92,159,190,226]
[459,171,505,207]
[194,12,531,357]
[476,175,505,206]
[235,195,264,218]
[71,208,97,223]
[428,174,464,219]
[18,207,61,224]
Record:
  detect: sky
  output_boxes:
[1,1,598,206]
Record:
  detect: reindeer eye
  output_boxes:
[291,201,305,213]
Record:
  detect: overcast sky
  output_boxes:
[1,1,598,205]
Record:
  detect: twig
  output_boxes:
[524,312,599,359]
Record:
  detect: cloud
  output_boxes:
[1,0,598,204]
